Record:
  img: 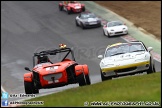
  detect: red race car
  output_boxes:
[59,1,85,14]
[24,44,91,94]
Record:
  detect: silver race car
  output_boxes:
[75,12,102,29]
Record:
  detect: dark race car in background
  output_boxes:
[24,44,91,94]
[59,1,85,14]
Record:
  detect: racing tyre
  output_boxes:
[98,23,102,27]
[33,89,39,94]
[100,69,112,81]
[78,73,87,86]
[59,5,63,11]
[81,23,85,29]
[103,30,106,36]
[85,74,91,85]
[24,81,33,94]
[32,80,39,94]
[107,31,110,38]
[153,64,156,72]
[76,20,79,26]
[147,59,155,74]
[67,9,71,14]
[82,7,85,12]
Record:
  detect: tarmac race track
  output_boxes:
[1,1,161,102]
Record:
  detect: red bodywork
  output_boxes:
[24,47,91,94]
[59,1,85,13]
[24,59,89,88]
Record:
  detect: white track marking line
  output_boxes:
[1,85,6,92]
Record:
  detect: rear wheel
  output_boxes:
[78,73,87,86]
[24,81,33,94]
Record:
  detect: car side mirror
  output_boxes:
[147,47,153,52]
[98,55,103,59]
[24,67,31,71]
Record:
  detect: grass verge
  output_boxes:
[22,72,161,107]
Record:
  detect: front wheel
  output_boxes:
[153,64,156,72]
[59,5,63,11]
[147,59,155,74]
[76,20,79,26]
[103,30,106,36]
[100,69,112,81]
[82,7,85,12]
[78,73,87,86]
[33,89,39,94]
[24,81,33,94]
[67,9,71,14]
[107,31,110,37]
[81,22,85,29]
[85,74,91,85]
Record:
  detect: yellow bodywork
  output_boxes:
[101,61,149,72]
[107,42,122,48]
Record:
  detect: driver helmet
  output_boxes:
[38,55,49,63]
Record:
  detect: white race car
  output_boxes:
[103,20,128,37]
[98,41,156,81]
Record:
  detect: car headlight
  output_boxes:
[106,64,114,67]
[135,55,147,61]
[135,58,145,61]
[100,62,114,67]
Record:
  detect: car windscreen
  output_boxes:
[107,21,123,27]
[34,48,74,65]
[81,14,96,19]
[105,43,145,57]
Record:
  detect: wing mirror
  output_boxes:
[98,55,103,59]
[24,67,31,71]
[147,47,153,52]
